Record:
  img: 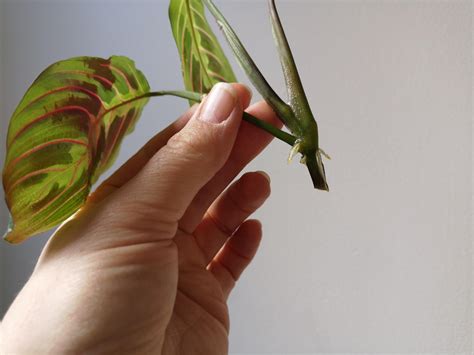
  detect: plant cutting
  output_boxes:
[2,0,329,244]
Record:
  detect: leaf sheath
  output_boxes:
[201,0,299,133]
[268,0,312,127]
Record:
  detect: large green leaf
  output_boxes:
[2,56,150,243]
[169,0,236,96]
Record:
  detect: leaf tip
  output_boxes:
[3,213,38,244]
[3,214,18,244]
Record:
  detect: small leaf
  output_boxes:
[2,56,150,243]
[169,0,236,97]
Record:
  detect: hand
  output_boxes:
[1,83,281,354]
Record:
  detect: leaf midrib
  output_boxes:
[184,0,212,88]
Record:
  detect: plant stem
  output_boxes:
[101,90,203,115]
[242,112,296,145]
[149,90,297,146]
[110,90,296,146]
[147,90,203,102]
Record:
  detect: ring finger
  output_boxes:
[192,171,270,263]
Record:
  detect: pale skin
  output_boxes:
[0,83,282,354]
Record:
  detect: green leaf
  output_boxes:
[169,0,237,97]
[2,56,150,243]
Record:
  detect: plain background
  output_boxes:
[0,0,472,353]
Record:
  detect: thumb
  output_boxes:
[111,82,245,231]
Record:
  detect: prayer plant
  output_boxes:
[2,0,329,244]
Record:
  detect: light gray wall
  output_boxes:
[0,0,472,353]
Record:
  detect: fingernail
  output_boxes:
[256,170,271,183]
[200,83,237,124]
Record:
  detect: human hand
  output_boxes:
[1,83,282,354]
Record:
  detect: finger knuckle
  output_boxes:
[165,128,224,167]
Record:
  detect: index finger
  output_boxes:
[88,83,253,204]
